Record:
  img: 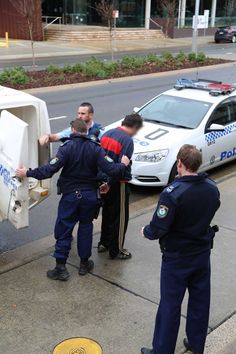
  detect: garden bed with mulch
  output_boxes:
[0,52,230,90]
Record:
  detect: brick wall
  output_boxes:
[0,0,43,41]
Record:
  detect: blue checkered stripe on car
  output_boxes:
[205,122,236,144]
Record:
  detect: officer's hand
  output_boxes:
[39,134,49,146]
[15,166,27,178]
[100,183,110,194]
[121,155,130,166]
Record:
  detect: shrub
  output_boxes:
[81,57,106,77]
[63,64,74,74]
[104,62,119,75]
[0,67,28,85]
[145,53,159,63]
[47,64,61,74]
[71,63,83,73]
[160,52,174,61]
[188,52,197,62]
[175,51,187,62]
[196,52,207,62]
[120,56,145,69]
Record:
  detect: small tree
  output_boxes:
[225,0,236,18]
[159,0,176,37]
[9,0,42,68]
[95,0,117,32]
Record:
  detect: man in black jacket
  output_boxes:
[141,144,220,354]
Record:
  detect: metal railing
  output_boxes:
[149,18,163,32]
[42,16,62,29]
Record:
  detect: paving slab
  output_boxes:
[0,255,186,354]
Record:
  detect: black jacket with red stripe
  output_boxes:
[100,127,134,182]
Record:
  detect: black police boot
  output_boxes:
[47,261,70,281]
[141,348,154,354]
[183,338,200,354]
[79,259,94,276]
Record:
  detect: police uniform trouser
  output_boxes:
[100,182,130,257]
[54,190,98,262]
[152,250,211,354]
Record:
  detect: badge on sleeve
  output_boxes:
[157,204,169,218]
[50,157,59,165]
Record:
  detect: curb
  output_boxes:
[24,61,236,94]
[205,313,236,354]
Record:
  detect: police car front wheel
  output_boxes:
[169,162,177,183]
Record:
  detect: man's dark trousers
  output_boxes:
[100,182,130,257]
[54,190,98,262]
[152,250,211,354]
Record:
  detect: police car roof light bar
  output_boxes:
[174,78,236,96]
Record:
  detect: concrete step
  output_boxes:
[45,28,165,41]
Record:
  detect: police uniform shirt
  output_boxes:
[57,121,103,142]
[143,173,221,256]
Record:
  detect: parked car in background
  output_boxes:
[215,26,236,43]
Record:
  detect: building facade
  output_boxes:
[41,0,235,28]
[0,0,235,40]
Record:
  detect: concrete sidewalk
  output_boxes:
[0,35,213,61]
[0,173,236,354]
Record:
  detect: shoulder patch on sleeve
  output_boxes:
[50,157,59,165]
[157,205,169,218]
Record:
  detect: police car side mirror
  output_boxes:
[133,107,140,113]
[207,123,225,132]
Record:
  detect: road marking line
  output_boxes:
[49,115,67,121]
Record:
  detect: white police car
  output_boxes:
[106,79,236,187]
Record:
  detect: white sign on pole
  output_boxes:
[204,10,209,28]
[192,10,209,29]
[112,10,119,19]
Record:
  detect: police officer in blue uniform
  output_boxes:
[16,120,130,281]
[141,144,220,354]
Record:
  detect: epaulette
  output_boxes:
[60,139,71,147]
[79,134,100,146]
[164,181,180,194]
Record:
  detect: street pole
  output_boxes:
[145,0,151,29]
[192,0,200,53]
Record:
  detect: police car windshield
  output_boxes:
[140,94,212,129]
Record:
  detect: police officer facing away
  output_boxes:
[141,145,220,354]
[16,120,130,281]
[39,102,102,145]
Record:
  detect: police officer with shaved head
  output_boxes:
[141,144,220,354]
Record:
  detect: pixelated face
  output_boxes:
[77,106,93,123]
[129,126,142,137]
